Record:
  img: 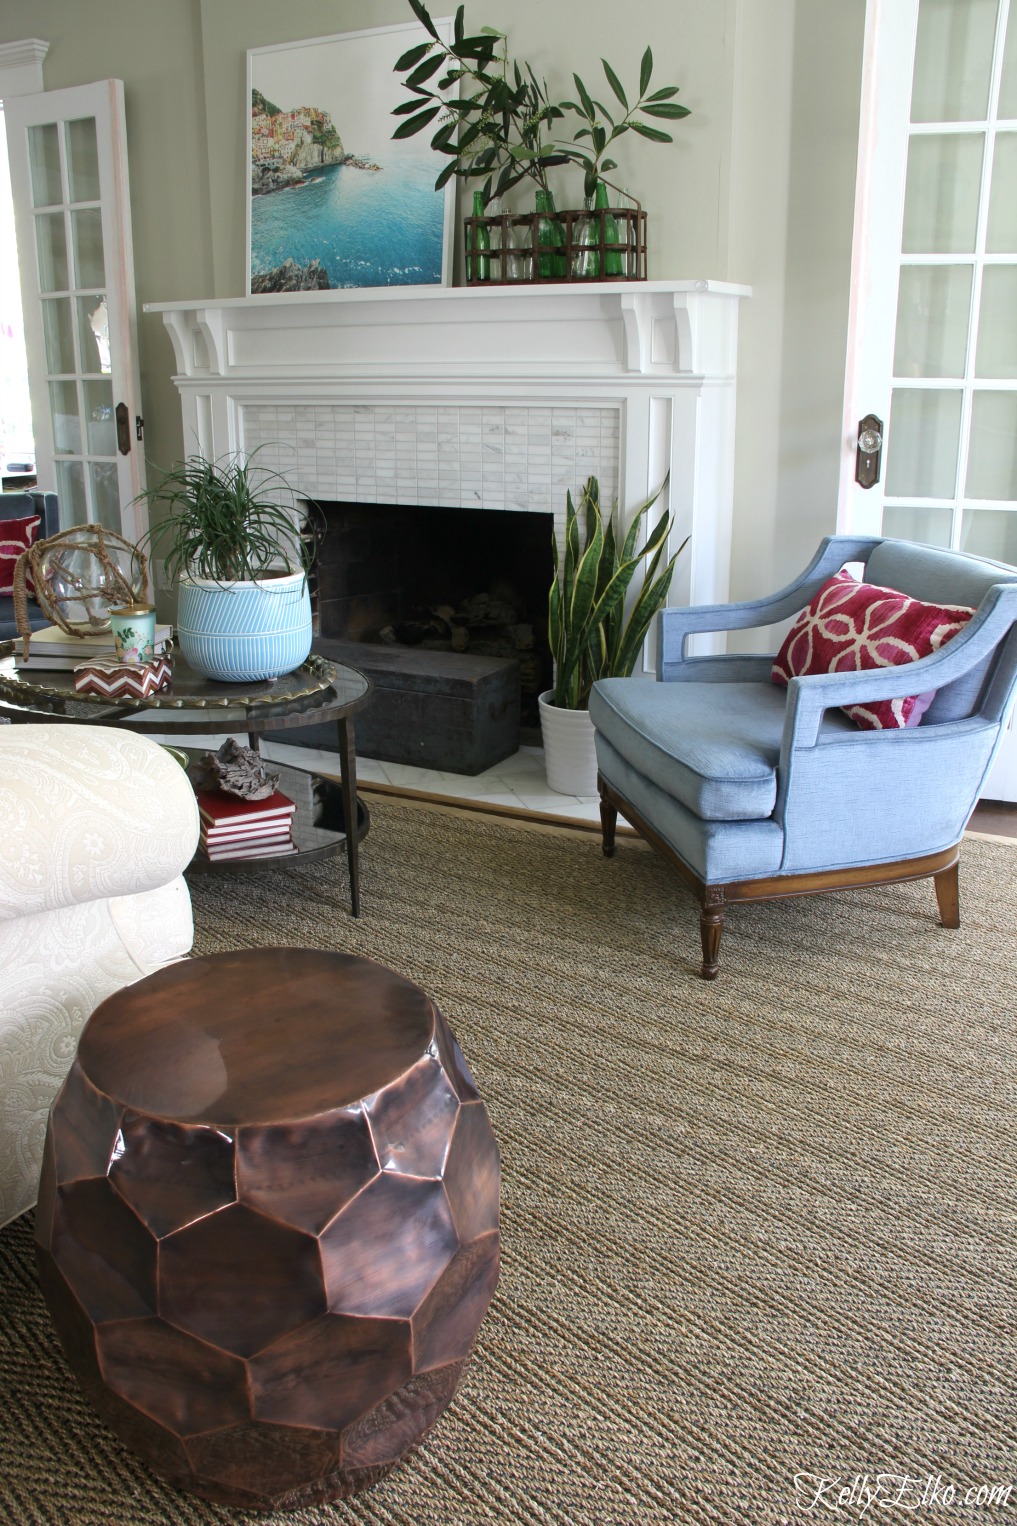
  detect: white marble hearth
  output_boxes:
[262,738,603,825]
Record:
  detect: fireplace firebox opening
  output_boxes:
[309,500,554,736]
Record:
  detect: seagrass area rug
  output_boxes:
[2,797,1016,1526]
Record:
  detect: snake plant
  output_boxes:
[549,475,685,710]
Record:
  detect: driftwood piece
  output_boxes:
[190,737,281,800]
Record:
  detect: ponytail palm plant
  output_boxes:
[136,452,313,586]
[549,475,685,710]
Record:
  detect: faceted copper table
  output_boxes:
[35,949,500,1512]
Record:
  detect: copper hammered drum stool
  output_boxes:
[34,949,501,1512]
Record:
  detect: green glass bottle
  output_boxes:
[595,181,624,276]
[467,190,490,282]
[536,188,566,279]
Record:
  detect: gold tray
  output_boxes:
[0,643,338,712]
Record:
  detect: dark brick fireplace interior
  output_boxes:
[307,500,554,761]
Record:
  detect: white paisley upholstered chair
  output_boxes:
[0,724,200,1225]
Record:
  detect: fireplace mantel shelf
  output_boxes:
[147,280,749,383]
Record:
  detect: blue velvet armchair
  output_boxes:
[589,536,1017,978]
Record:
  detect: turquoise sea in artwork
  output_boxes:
[250,156,446,288]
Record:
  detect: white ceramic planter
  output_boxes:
[538,689,600,797]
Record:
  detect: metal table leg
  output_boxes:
[336,715,361,917]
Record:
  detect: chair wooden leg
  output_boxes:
[933,861,960,928]
[699,900,725,980]
[599,784,617,858]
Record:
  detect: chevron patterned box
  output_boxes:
[73,656,173,699]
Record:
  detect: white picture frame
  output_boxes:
[246,19,455,294]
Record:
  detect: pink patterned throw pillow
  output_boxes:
[0,514,40,597]
[771,568,975,730]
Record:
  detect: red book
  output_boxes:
[204,838,298,862]
[195,788,296,828]
[201,818,294,844]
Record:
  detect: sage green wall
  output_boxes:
[0,0,865,609]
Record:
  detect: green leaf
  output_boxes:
[573,73,597,121]
[611,561,677,678]
[392,95,431,116]
[629,122,673,142]
[642,101,691,119]
[479,25,505,36]
[602,58,628,109]
[394,41,433,72]
[454,4,464,44]
[406,0,440,40]
[639,46,653,96]
[392,105,441,139]
[433,159,459,190]
[406,53,446,88]
[593,124,607,154]
[647,86,680,101]
[455,41,499,61]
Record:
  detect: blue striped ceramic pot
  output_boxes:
[176,571,312,682]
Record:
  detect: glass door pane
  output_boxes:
[885,389,963,496]
[880,504,954,545]
[894,265,972,376]
[985,131,1017,248]
[902,134,984,252]
[961,506,1017,560]
[911,0,997,121]
[966,391,1017,497]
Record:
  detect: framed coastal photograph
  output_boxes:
[246,19,455,294]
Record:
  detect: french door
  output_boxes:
[840,0,1017,799]
[2,80,147,541]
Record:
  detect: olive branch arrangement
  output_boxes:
[391,0,690,202]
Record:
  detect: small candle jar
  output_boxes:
[109,603,157,664]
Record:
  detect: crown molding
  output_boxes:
[0,39,49,96]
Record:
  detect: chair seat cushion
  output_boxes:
[590,678,806,821]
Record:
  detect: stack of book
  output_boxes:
[18,623,173,670]
[195,787,297,862]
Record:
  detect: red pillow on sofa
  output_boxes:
[0,514,40,597]
[771,568,975,730]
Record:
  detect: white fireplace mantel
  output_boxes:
[147,280,749,650]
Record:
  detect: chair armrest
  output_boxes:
[657,652,777,684]
[0,725,200,921]
[658,536,881,679]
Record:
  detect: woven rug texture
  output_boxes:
[1,797,1016,1526]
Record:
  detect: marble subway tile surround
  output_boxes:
[241,403,620,527]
